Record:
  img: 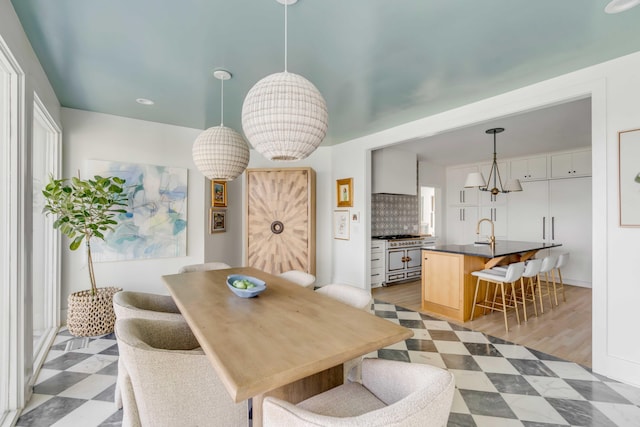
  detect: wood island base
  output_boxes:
[421,243,557,322]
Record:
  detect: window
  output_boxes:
[420,186,437,236]
[31,93,61,369]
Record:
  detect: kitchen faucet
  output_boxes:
[476,218,495,249]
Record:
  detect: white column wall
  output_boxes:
[330,51,640,387]
[60,109,206,300]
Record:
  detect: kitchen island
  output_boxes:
[421,240,561,322]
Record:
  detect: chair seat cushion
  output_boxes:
[471,269,507,281]
[297,382,386,417]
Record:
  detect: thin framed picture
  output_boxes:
[212,180,227,207]
[618,128,640,226]
[333,209,350,240]
[210,208,226,233]
[336,178,353,207]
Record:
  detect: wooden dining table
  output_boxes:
[162,266,413,426]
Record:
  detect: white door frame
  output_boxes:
[0,34,26,427]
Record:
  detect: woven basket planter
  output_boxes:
[67,286,122,337]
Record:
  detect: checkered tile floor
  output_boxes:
[16,301,640,426]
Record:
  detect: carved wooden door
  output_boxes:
[245,168,316,275]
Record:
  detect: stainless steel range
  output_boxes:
[373,235,436,286]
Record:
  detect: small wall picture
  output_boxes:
[210,208,226,233]
[336,178,353,207]
[351,211,360,223]
[212,180,227,207]
[333,209,350,240]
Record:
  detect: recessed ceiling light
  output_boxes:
[136,98,154,105]
[605,0,640,14]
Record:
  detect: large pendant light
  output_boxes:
[241,0,328,161]
[193,69,250,181]
[464,128,522,195]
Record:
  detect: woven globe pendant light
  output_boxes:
[242,0,328,161]
[193,70,249,180]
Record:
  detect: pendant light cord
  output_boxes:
[284,1,288,72]
[220,78,224,126]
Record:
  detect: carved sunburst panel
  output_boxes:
[246,169,313,275]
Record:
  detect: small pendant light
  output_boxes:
[193,70,250,181]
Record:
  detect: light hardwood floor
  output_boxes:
[372,280,592,367]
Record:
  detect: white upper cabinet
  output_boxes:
[372,148,417,195]
[550,150,591,178]
[510,156,547,181]
[446,165,478,206]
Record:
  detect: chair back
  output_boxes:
[113,291,181,321]
[178,262,231,273]
[278,270,316,288]
[115,318,248,427]
[262,358,455,427]
[522,259,542,278]
[315,284,372,311]
[504,262,525,283]
[556,252,570,269]
[540,254,559,274]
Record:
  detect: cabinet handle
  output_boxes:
[406,256,412,262]
[372,258,380,261]
[459,190,462,203]
[552,216,555,240]
[542,216,546,240]
[371,273,380,277]
[462,209,465,221]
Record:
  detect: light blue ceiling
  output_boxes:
[10,0,640,145]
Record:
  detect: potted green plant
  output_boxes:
[42,174,129,337]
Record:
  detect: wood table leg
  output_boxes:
[252,364,344,427]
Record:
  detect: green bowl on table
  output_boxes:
[226,274,266,298]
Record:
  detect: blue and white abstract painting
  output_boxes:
[86,160,188,261]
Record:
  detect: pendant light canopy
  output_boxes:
[241,0,328,161]
[193,70,250,181]
[464,128,522,195]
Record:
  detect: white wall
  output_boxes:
[242,148,333,287]
[203,175,244,267]
[330,51,640,387]
[61,109,206,300]
[419,161,446,241]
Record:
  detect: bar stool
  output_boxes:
[519,258,543,320]
[471,262,525,332]
[537,254,558,313]
[551,252,569,305]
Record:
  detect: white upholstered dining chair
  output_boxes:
[278,270,316,289]
[262,358,455,427]
[178,261,231,273]
[112,291,184,413]
[315,283,373,311]
[115,318,248,427]
[315,283,373,381]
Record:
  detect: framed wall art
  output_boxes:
[86,159,187,261]
[336,177,353,207]
[619,128,640,226]
[210,208,227,233]
[212,180,227,207]
[333,209,350,240]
